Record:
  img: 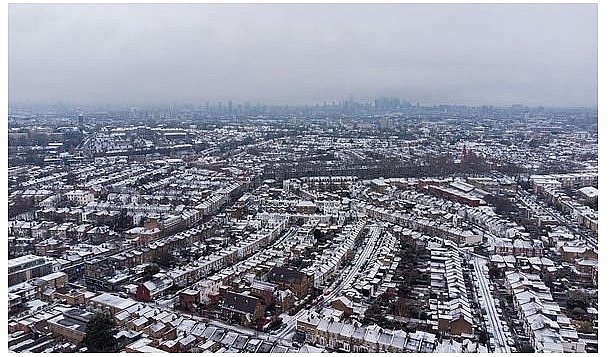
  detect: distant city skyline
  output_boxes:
[7,97,598,113]
[9,3,598,107]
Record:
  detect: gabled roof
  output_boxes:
[364,324,381,343]
[268,266,307,284]
[221,291,261,315]
[251,280,277,292]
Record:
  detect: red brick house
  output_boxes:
[267,266,312,299]
[220,291,265,326]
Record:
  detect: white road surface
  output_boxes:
[470,255,511,353]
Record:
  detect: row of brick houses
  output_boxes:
[301,220,366,288]
[429,246,474,336]
[354,202,482,246]
[297,312,437,353]
[80,215,287,293]
[530,173,598,191]
[532,184,598,232]
[504,271,584,353]
[491,237,545,257]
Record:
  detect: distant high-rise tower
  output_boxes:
[78,114,84,128]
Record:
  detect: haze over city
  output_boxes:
[9,3,597,107]
[7,2,600,355]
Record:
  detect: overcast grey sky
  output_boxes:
[8,3,597,107]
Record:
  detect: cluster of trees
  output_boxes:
[142,263,160,281]
[566,289,593,317]
[81,313,118,353]
[584,197,598,211]
[484,194,520,219]
[396,241,429,297]
[488,263,503,280]
[313,228,330,244]
[359,238,431,331]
